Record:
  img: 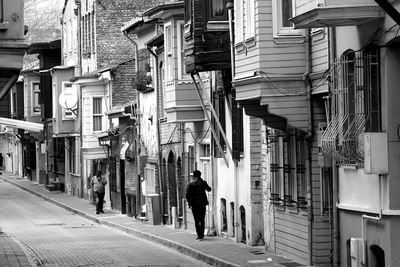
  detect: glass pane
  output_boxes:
[34,92,40,106]
[93,116,102,131]
[93,97,102,114]
[212,0,224,17]
[281,0,293,28]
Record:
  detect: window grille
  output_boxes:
[269,129,308,209]
[321,49,381,164]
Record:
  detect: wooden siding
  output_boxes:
[310,97,332,264]
[311,30,329,74]
[235,0,307,79]
[184,0,231,72]
[274,210,309,264]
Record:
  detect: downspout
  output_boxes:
[146,44,165,222]
[124,30,141,215]
[361,174,383,266]
[374,0,400,26]
[329,26,340,267]
[227,0,240,242]
[304,28,314,266]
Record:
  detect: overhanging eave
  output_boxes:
[291,6,385,28]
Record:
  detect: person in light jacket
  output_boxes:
[91,170,107,214]
[186,170,211,240]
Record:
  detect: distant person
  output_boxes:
[186,170,211,240]
[91,170,107,214]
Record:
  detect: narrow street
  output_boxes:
[0,179,210,267]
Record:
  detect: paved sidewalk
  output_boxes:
[0,230,35,267]
[1,173,307,267]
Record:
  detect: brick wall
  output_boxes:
[95,0,166,69]
[111,59,136,108]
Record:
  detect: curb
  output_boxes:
[1,177,241,267]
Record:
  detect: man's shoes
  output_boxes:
[96,212,100,214]
[100,211,104,213]
[196,237,203,241]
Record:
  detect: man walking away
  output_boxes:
[91,170,107,214]
[186,170,212,240]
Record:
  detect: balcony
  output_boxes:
[164,81,205,122]
[291,0,385,28]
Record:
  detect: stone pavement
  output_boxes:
[0,173,308,267]
[0,230,35,267]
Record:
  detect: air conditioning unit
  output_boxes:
[350,238,364,267]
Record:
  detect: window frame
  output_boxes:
[164,22,173,82]
[272,0,304,39]
[245,0,255,41]
[269,130,308,209]
[206,0,228,21]
[92,96,104,132]
[234,0,244,44]
[177,21,190,81]
[31,81,41,115]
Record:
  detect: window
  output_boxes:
[269,129,307,208]
[272,0,303,38]
[245,0,255,40]
[207,0,228,21]
[178,21,189,80]
[0,0,3,23]
[188,145,195,175]
[32,82,40,114]
[12,91,17,118]
[165,23,173,81]
[54,138,65,174]
[281,0,293,28]
[67,19,72,53]
[321,48,381,164]
[184,0,191,24]
[235,0,255,44]
[213,88,226,156]
[235,0,244,43]
[63,22,67,56]
[92,97,103,132]
[69,137,77,174]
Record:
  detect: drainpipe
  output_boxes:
[146,44,165,222]
[361,174,383,266]
[227,0,240,242]
[124,30,141,215]
[304,28,314,266]
[374,0,400,26]
[328,26,340,267]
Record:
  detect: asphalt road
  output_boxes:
[0,179,210,267]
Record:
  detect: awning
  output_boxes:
[0,117,43,132]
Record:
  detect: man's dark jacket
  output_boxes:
[186,178,211,206]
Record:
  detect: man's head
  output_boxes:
[193,170,201,179]
[96,170,102,177]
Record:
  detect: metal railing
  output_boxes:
[321,49,380,164]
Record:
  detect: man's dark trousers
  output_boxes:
[95,192,105,213]
[191,204,206,238]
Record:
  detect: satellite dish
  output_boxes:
[59,88,78,109]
